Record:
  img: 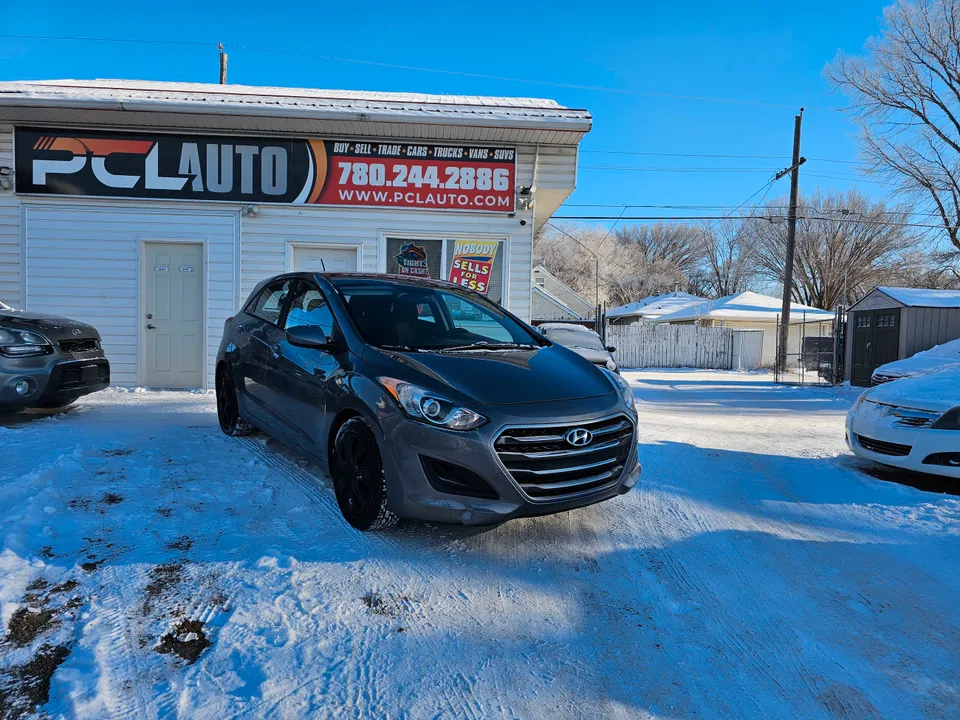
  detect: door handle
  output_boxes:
[271,344,282,358]
[237,323,246,334]
[146,324,156,330]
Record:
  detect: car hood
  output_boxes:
[874,340,960,379]
[0,309,101,340]
[864,367,960,413]
[373,343,616,405]
[566,346,615,366]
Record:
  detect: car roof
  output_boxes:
[320,272,463,290]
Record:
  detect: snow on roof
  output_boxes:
[607,291,705,319]
[651,291,834,324]
[876,287,960,308]
[0,78,592,131]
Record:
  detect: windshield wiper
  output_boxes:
[430,341,539,352]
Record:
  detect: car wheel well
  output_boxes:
[328,409,362,460]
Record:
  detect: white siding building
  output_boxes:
[0,79,590,388]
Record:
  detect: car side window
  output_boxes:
[284,283,335,336]
[249,279,295,326]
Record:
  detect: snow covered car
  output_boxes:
[871,338,960,385]
[216,273,640,530]
[0,300,110,410]
[537,323,619,372]
[846,367,960,478]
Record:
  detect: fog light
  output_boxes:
[15,379,31,395]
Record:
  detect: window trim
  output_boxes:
[247,278,296,327]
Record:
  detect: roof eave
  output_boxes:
[0,95,593,134]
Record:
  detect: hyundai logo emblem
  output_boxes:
[565,428,593,447]
[72,328,82,336]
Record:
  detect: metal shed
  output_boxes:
[846,286,960,386]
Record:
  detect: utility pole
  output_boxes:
[218,43,228,84]
[776,108,805,371]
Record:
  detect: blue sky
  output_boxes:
[2,0,892,224]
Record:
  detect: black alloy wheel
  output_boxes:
[331,417,398,531]
[216,365,255,437]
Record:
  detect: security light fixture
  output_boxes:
[242,204,260,217]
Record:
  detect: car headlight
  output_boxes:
[378,377,487,431]
[602,367,635,411]
[932,407,960,430]
[0,327,52,357]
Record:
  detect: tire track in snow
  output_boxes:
[235,436,486,719]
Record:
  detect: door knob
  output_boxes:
[146,324,156,330]
[146,314,153,319]
[271,344,282,358]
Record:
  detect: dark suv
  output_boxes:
[0,300,110,410]
[216,273,640,530]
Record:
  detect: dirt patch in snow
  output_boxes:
[142,563,184,616]
[101,492,124,505]
[362,591,418,619]
[155,619,211,664]
[99,448,134,457]
[0,643,71,720]
[48,579,79,595]
[166,536,193,552]
[24,579,49,593]
[6,607,58,648]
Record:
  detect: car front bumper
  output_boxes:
[846,402,960,479]
[374,394,641,525]
[0,353,110,409]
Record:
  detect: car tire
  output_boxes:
[216,365,256,437]
[331,417,399,531]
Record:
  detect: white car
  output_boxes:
[847,367,960,478]
[537,323,618,372]
[871,338,960,385]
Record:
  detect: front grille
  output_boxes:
[58,363,110,390]
[895,416,936,429]
[871,374,899,386]
[494,415,635,500]
[59,338,100,354]
[856,434,912,457]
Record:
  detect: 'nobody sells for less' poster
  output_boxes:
[447,241,499,294]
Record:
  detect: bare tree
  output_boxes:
[743,190,918,308]
[698,220,757,297]
[829,0,960,253]
[533,222,706,306]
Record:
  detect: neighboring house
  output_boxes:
[531,265,595,321]
[845,286,960,386]
[607,291,705,325]
[651,290,834,367]
[532,284,587,322]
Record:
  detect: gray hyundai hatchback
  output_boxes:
[216,273,640,530]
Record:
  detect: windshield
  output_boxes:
[543,327,607,351]
[331,277,543,351]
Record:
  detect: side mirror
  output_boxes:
[285,324,337,350]
[606,345,617,353]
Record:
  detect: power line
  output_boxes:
[551,214,948,229]
[580,165,780,173]
[580,149,864,166]
[0,33,839,110]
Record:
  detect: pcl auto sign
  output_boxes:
[15,128,517,213]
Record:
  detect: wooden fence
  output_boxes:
[607,323,739,369]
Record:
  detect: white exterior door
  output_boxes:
[293,246,357,273]
[143,242,204,388]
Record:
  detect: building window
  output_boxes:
[856,315,871,328]
[877,313,897,328]
[535,277,545,287]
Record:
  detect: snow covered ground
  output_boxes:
[1,370,958,719]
